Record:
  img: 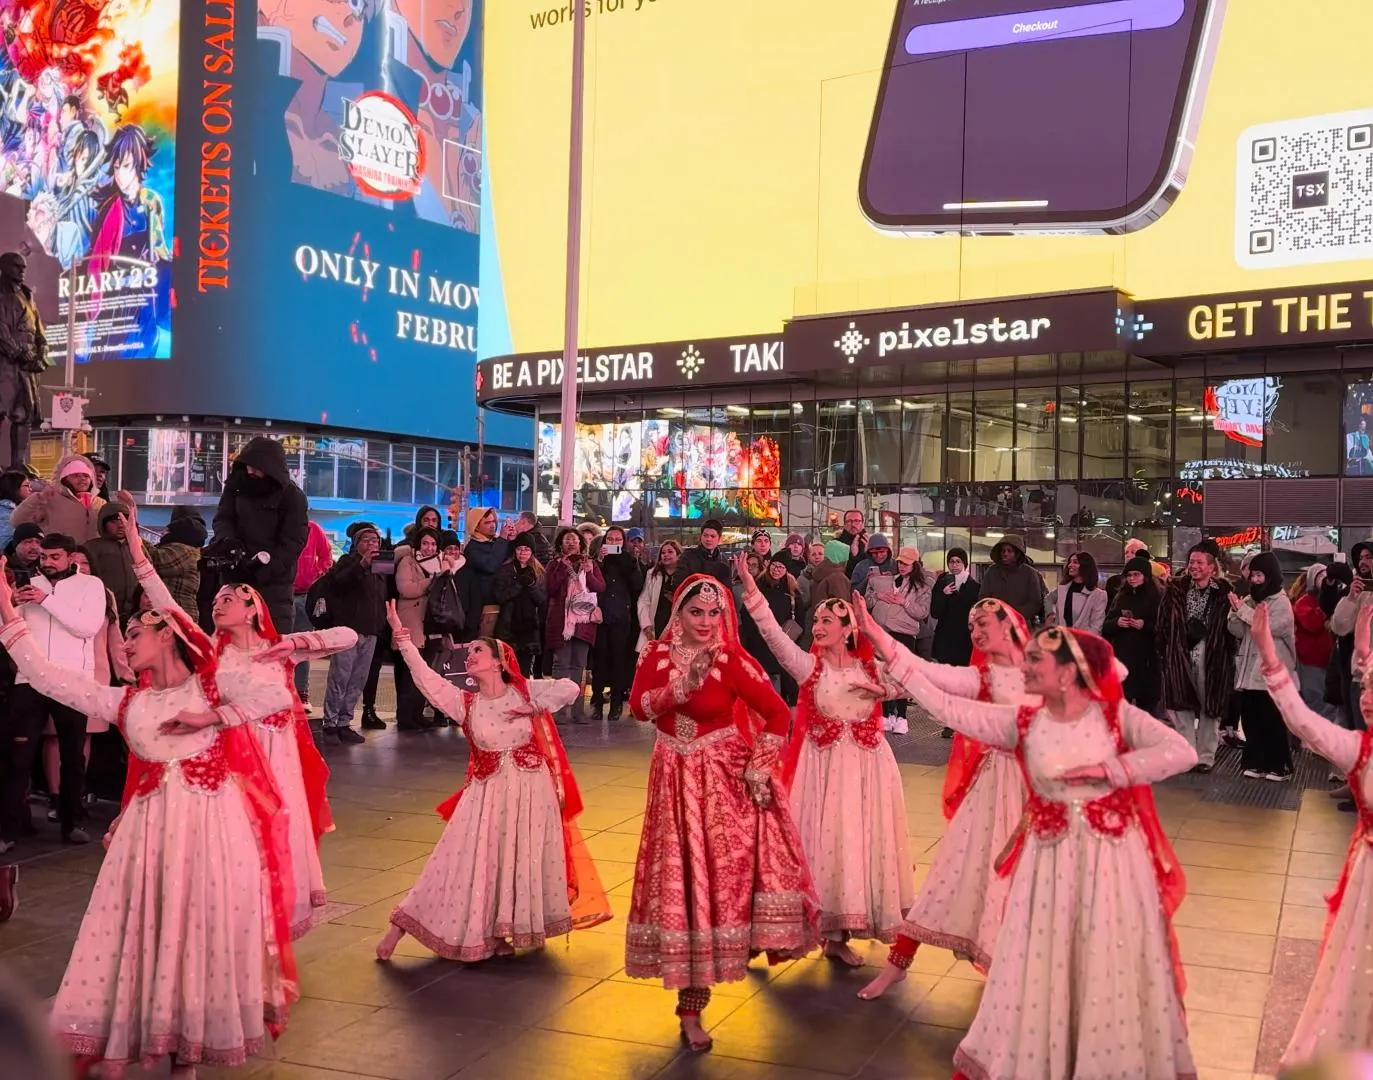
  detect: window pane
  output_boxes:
[1128,381,1173,479]
[1265,373,1339,477]
[972,389,1015,483]
[333,438,365,501]
[816,400,858,492]
[900,395,944,484]
[859,399,903,486]
[946,393,973,483]
[1205,377,1262,470]
[188,430,224,496]
[1015,387,1056,481]
[1080,385,1125,478]
[1344,376,1373,476]
[365,442,390,501]
[304,440,334,500]
[146,429,187,501]
[1057,386,1080,481]
[1174,378,1206,471]
[390,445,416,504]
[121,430,149,495]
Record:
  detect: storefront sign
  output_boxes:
[783,290,1127,370]
[477,334,786,403]
[1134,280,1373,354]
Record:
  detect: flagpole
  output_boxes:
[557,0,587,526]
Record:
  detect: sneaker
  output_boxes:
[1192,763,1213,774]
[0,840,14,855]
[1264,771,1292,783]
[1338,799,1357,813]
[336,727,366,745]
[360,708,386,731]
[47,809,58,823]
[63,827,90,845]
[319,727,340,745]
[939,727,954,739]
[888,716,909,735]
[1242,769,1266,779]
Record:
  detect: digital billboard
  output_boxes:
[6,0,524,448]
[1,0,179,361]
[479,0,1373,357]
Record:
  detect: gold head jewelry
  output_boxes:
[1036,625,1100,696]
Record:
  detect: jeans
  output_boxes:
[5,685,86,837]
[552,639,590,722]
[323,635,378,730]
[1297,663,1340,725]
[292,594,311,699]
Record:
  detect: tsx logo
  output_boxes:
[339,92,425,200]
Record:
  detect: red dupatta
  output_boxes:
[213,587,335,846]
[435,640,612,931]
[115,606,299,1037]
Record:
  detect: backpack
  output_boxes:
[306,565,339,629]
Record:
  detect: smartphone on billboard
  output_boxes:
[860,0,1226,235]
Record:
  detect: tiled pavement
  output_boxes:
[0,681,1354,1080]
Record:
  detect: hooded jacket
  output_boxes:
[10,453,104,542]
[460,506,511,621]
[147,507,207,615]
[211,436,309,608]
[801,557,850,624]
[83,501,139,623]
[1228,552,1296,690]
[978,535,1046,627]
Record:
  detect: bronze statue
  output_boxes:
[0,251,48,469]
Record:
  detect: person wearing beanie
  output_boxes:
[492,532,547,683]
[1105,538,1162,605]
[9,453,103,542]
[145,507,208,614]
[320,522,388,743]
[1290,563,1339,727]
[774,532,807,579]
[977,535,1047,629]
[5,521,43,571]
[587,526,643,722]
[1229,551,1297,780]
[851,533,893,596]
[800,540,850,640]
[931,548,980,667]
[1104,554,1163,711]
[750,530,772,561]
[83,501,139,624]
[461,507,514,640]
[1157,538,1236,771]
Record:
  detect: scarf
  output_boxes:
[1064,581,1085,627]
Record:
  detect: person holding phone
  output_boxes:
[1103,554,1162,712]
[588,528,643,724]
[543,528,604,725]
[319,523,388,744]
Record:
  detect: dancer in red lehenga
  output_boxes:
[860,597,1033,999]
[127,505,352,939]
[0,560,297,1079]
[376,604,612,963]
[626,574,821,1053]
[855,601,1197,1080]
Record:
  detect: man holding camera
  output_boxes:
[0,533,105,850]
[211,436,309,633]
[321,523,388,744]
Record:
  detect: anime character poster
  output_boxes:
[257,0,482,233]
[1,0,178,361]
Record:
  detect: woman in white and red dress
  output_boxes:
[860,596,1033,999]
[1252,600,1373,1066]
[376,603,612,963]
[855,601,1197,1080]
[734,553,913,963]
[0,561,297,1080]
[627,574,821,1053]
[128,508,354,938]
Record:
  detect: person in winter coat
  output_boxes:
[543,527,605,725]
[677,518,732,586]
[10,454,103,542]
[1157,539,1236,772]
[211,435,309,633]
[1045,551,1107,634]
[1103,554,1162,711]
[390,526,447,730]
[868,546,934,732]
[1104,538,1166,604]
[1290,564,1337,723]
[589,527,643,722]
[851,533,894,596]
[82,501,139,625]
[147,506,206,614]
[635,539,684,652]
[800,541,850,636]
[1228,551,1297,781]
[514,510,552,564]
[978,534,1046,628]
[493,534,547,679]
[321,522,388,743]
[773,532,807,579]
[461,506,514,639]
[751,555,800,703]
[292,520,334,704]
[931,548,980,666]
[0,470,29,551]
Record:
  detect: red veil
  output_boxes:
[940,599,1030,821]
[116,605,299,1037]
[778,597,885,790]
[214,584,334,845]
[435,640,612,932]
[997,627,1188,999]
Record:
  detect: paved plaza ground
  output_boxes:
[0,676,1349,1079]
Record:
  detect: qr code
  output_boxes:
[1235,108,1373,269]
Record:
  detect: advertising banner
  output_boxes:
[481,0,1373,356]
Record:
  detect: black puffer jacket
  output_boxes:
[211,437,309,615]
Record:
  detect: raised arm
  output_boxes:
[893,650,982,697]
[741,587,816,683]
[213,665,296,727]
[1102,704,1200,787]
[394,638,464,720]
[1266,668,1361,773]
[0,620,124,723]
[526,677,584,714]
[280,626,359,662]
[37,574,106,640]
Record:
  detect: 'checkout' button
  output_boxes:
[904,0,1184,57]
